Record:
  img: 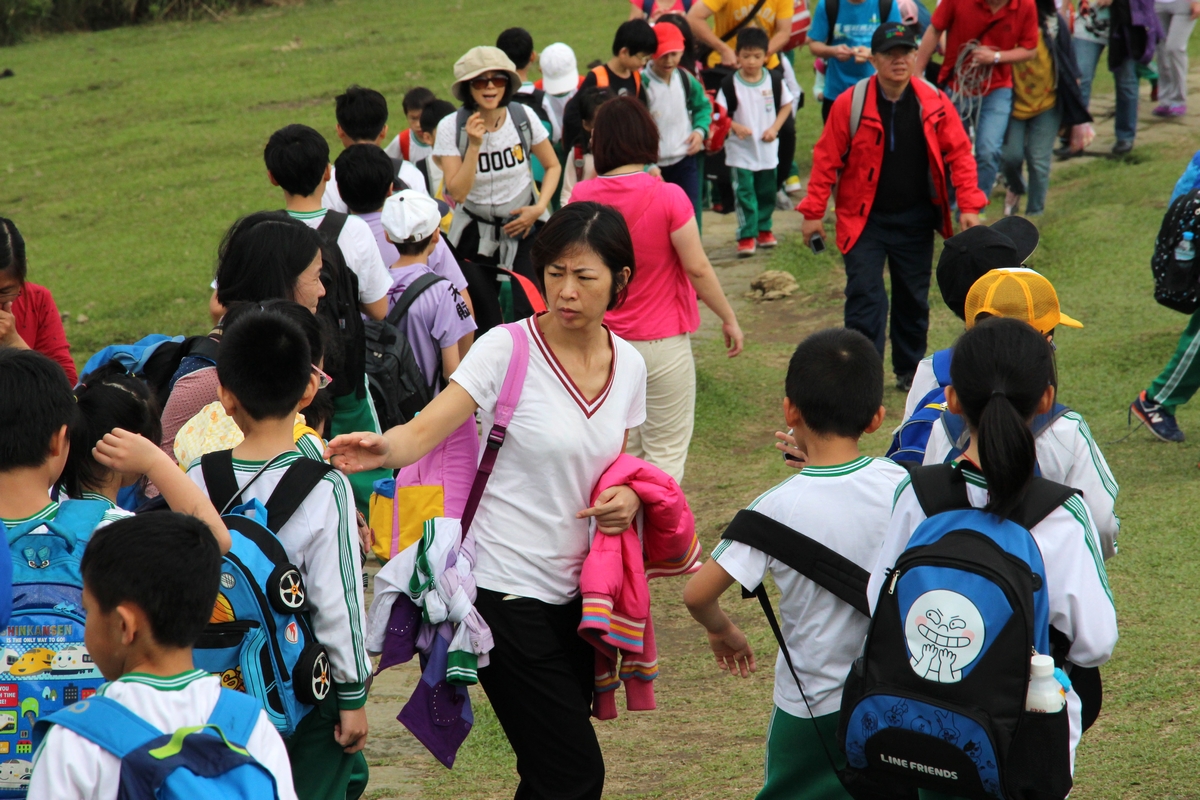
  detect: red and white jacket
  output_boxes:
[578,455,701,720]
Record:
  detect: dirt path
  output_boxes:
[359,70,1199,798]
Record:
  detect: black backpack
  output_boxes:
[512,88,552,127]
[315,211,366,399]
[1151,188,1200,313]
[719,70,784,118]
[362,272,446,432]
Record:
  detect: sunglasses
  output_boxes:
[470,74,510,91]
[312,365,333,390]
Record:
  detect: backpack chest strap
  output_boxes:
[37,696,163,758]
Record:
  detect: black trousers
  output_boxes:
[841,204,939,377]
[776,112,796,190]
[475,589,604,800]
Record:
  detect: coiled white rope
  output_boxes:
[950,40,994,140]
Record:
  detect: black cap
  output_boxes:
[989,216,1040,263]
[936,227,1021,320]
[871,22,917,53]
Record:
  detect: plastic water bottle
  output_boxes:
[1025,654,1065,713]
[1176,231,1196,265]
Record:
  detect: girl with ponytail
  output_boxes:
[869,317,1118,767]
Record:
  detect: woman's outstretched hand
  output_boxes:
[577,484,641,535]
[325,432,391,474]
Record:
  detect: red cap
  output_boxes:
[654,23,686,58]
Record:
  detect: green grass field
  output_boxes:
[5,2,1200,797]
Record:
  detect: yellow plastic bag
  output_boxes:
[368,479,444,563]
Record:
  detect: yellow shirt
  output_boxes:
[702,0,794,69]
[1011,30,1057,120]
[173,401,326,468]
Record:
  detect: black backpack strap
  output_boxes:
[262,458,336,533]
[769,70,783,112]
[200,451,239,516]
[317,209,348,242]
[825,0,839,44]
[880,0,893,25]
[385,273,447,327]
[908,463,972,517]
[1007,477,1079,532]
[721,509,871,616]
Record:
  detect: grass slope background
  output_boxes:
[4,2,1200,797]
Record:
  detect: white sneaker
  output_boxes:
[1004,190,1019,217]
[775,189,793,211]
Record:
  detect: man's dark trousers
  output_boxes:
[841,204,939,377]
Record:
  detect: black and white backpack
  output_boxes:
[1151,188,1200,313]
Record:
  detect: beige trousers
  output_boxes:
[626,333,696,484]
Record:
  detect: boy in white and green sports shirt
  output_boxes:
[685,328,906,800]
[186,311,371,800]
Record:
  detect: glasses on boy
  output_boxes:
[312,365,333,390]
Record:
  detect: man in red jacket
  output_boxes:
[799,23,986,390]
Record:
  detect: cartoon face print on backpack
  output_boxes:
[904,590,985,683]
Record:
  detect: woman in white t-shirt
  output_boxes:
[327,203,647,799]
[434,46,562,283]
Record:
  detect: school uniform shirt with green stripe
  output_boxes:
[187,450,371,708]
[1,497,133,531]
[921,411,1120,560]
[29,670,297,800]
[869,463,1118,771]
[712,457,908,719]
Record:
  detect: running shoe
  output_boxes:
[783,174,803,195]
[737,238,757,257]
[757,231,779,248]
[1153,104,1173,117]
[1130,391,1185,442]
[896,371,915,392]
[1168,105,1187,117]
[1004,190,1020,217]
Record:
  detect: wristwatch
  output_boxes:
[993,50,1002,64]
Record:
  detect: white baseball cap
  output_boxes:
[381,190,441,244]
[540,43,579,96]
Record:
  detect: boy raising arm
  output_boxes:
[685,328,907,800]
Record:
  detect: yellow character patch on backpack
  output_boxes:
[220,667,245,692]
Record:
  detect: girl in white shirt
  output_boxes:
[870,318,1118,775]
[326,202,648,800]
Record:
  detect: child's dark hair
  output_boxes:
[264,124,330,197]
[0,217,27,281]
[949,317,1057,519]
[63,363,162,497]
[736,27,770,53]
[0,349,75,472]
[402,87,437,115]
[334,144,394,214]
[396,233,436,257]
[419,100,456,138]
[785,328,883,438]
[218,312,312,421]
[657,14,697,72]
[496,27,535,70]
[578,87,613,128]
[214,211,322,307]
[532,203,635,310]
[335,85,389,142]
[613,19,657,57]
[82,513,221,649]
[221,299,337,378]
[591,95,659,174]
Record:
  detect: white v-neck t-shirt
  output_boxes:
[450,316,647,604]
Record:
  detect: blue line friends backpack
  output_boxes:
[838,464,1077,800]
[192,452,334,737]
[34,689,279,800]
[0,499,110,798]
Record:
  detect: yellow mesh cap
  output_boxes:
[964,268,1083,334]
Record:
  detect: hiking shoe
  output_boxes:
[1112,140,1134,155]
[896,371,915,392]
[737,238,757,257]
[783,174,803,195]
[1130,391,1185,442]
[1153,104,1172,117]
[757,231,779,248]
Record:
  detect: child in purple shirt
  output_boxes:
[333,144,475,343]
[380,191,476,390]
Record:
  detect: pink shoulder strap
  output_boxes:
[459,322,530,537]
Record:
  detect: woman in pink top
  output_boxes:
[570,96,743,482]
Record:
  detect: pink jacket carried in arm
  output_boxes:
[578,454,701,720]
